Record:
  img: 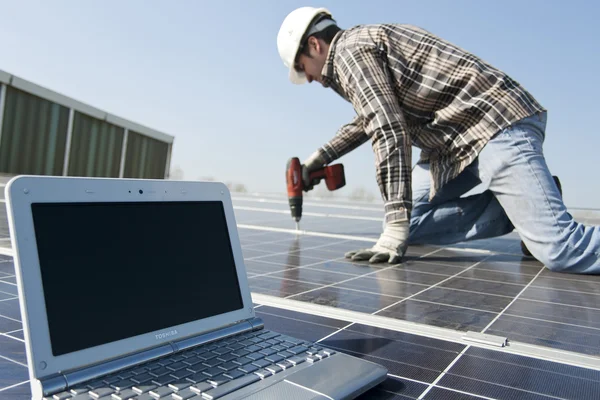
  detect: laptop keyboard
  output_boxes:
[47,330,336,400]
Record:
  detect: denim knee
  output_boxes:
[538,243,600,273]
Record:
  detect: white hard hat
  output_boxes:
[277,7,334,84]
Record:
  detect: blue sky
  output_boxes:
[1,0,599,208]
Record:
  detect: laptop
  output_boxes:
[5,175,388,400]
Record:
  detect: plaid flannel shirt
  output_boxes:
[317,24,545,223]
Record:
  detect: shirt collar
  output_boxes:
[320,30,344,89]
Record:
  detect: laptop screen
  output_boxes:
[31,201,245,357]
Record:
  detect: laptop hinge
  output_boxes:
[36,374,68,398]
[249,317,264,331]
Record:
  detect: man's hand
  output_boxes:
[345,220,409,264]
[301,151,326,192]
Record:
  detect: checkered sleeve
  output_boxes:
[318,115,369,165]
[336,44,412,223]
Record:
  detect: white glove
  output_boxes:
[345,220,409,264]
[302,151,327,192]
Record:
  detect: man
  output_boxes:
[276,7,600,274]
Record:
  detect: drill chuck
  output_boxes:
[288,196,302,222]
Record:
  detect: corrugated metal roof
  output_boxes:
[0,68,174,144]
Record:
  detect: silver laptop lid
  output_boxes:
[6,176,255,381]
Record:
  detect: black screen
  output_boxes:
[31,201,244,356]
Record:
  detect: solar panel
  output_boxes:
[1,178,600,399]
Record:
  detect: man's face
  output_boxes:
[295,37,328,85]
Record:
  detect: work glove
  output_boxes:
[301,151,326,192]
[345,220,409,264]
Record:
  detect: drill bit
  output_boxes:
[296,221,300,231]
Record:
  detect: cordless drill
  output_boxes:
[286,157,346,230]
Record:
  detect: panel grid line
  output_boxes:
[481,267,545,333]
[372,255,496,315]
[284,248,446,301]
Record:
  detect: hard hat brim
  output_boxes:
[289,67,307,85]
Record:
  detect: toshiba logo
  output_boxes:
[155,330,178,340]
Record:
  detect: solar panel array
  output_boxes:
[1,176,599,399]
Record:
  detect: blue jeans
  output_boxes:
[408,111,600,274]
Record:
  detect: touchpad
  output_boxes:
[243,380,329,399]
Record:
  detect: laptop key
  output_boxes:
[244,345,262,353]
[149,367,171,377]
[167,361,188,371]
[110,388,137,400]
[183,356,203,366]
[258,348,277,357]
[218,361,238,371]
[168,381,192,391]
[103,375,122,385]
[224,369,244,380]
[277,351,294,358]
[157,359,174,367]
[70,387,89,395]
[131,366,148,375]
[131,373,154,384]
[201,374,260,400]
[190,382,213,394]
[288,355,306,366]
[117,370,134,379]
[232,356,253,366]
[265,364,282,374]
[264,355,284,364]
[145,363,162,371]
[323,348,336,356]
[132,384,157,394]
[258,331,280,340]
[279,336,302,345]
[90,387,115,398]
[171,369,193,380]
[87,380,107,390]
[52,391,73,399]
[230,349,249,358]
[254,369,272,379]
[187,364,208,374]
[270,345,286,352]
[252,359,271,369]
[226,343,243,351]
[198,353,218,361]
[112,380,135,391]
[202,358,222,368]
[238,364,258,374]
[216,353,236,363]
[288,345,309,355]
[130,394,154,400]
[212,348,230,356]
[152,374,175,386]
[203,366,225,377]
[149,386,174,398]
[172,387,197,400]
[207,374,230,386]
[276,360,293,370]
[245,352,264,361]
